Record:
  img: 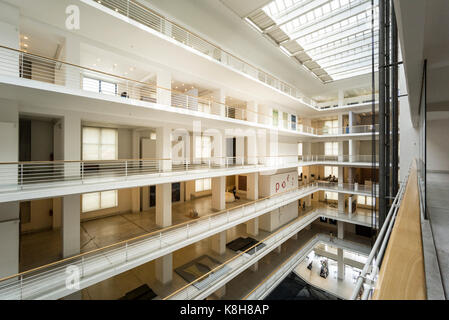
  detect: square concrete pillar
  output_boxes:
[337,248,345,280]
[157,70,171,106]
[0,202,19,278]
[155,253,173,285]
[64,37,81,89]
[63,113,81,179]
[156,183,172,228]
[246,218,259,237]
[247,132,258,165]
[250,261,259,272]
[247,101,258,123]
[211,88,226,117]
[337,221,345,239]
[214,285,226,298]
[62,194,81,258]
[236,136,244,164]
[212,176,226,211]
[338,167,344,186]
[131,187,140,213]
[211,231,226,255]
[247,173,258,201]
[338,193,345,213]
[156,126,172,172]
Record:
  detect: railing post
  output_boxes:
[81,162,84,183]
[20,163,23,188]
[159,232,162,248]
[20,275,23,300]
[125,160,128,178]
[81,256,85,278]
[125,243,128,262]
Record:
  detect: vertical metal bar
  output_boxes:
[379,0,387,228]
[392,3,399,197]
[424,59,427,219]
[385,0,391,208]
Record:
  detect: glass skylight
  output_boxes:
[261,0,379,81]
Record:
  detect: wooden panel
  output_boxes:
[372,161,426,300]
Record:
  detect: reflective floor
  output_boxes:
[427,172,449,297]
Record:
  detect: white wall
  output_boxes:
[399,97,419,180]
[427,117,449,172]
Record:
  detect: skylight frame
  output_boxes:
[260,0,379,81]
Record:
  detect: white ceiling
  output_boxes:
[395,0,449,124]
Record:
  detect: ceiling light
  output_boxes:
[130,67,134,71]
[23,44,28,48]
[23,36,28,40]
[113,63,117,67]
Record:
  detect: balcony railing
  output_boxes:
[0,156,301,193]
[299,154,378,163]
[0,45,380,137]
[85,0,315,106]
[0,181,376,300]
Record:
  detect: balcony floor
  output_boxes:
[19,194,252,272]
[427,171,449,298]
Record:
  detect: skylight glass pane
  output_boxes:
[261,0,379,81]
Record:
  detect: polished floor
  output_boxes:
[294,249,363,300]
[19,194,251,272]
[427,172,449,297]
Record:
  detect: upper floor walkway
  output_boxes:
[0,184,375,300]
[0,155,379,202]
[0,45,379,140]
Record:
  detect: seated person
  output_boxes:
[231,186,240,200]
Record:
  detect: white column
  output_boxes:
[247,101,258,123]
[212,129,226,166]
[186,87,198,111]
[155,253,172,285]
[0,100,18,191]
[156,126,172,227]
[337,248,345,280]
[250,262,259,272]
[338,113,344,160]
[62,194,80,258]
[0,202,19,278]
[214,285,226,298]
[156,126,172,172]
[212,176,226,211]
[349,140,360,162]
[63,113,81,179]
[211,88,226,117]
[236,136,244,164]
[338,167,344,186]
[337,221,345,280]
[338,90,345,107]
[64,37,81,89]
[247,130,258,165]
[246,218,259,237]
[0,2,19,78]
[211,231,226,255]
[348,196,353,217]
[131,130,140,213]
[246,173,259,236]
[156,183,171,228]
[157,70,171,106]
[348,111,354,134]
[338,193,345,213]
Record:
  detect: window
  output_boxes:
[195,136,211,159]
[357,196,374,207]
[82,127,118,212]
[272,109,279,126]
[291,115,297,130]
[324,142,338,156]
[298,143,303,156]
[195,178,211,192]
[83,77,117,95]
[283,112,288,129]
[324,191,338,200]
[324,166,338,178]
[82,190,118,212]
[82,127,118,160]
[324,119,338,134]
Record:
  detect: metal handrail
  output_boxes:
[0,45,380,136]
[350,162,411,300]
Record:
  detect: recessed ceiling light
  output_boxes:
[23,44,28,48]
[130,67,134,71]
[23,36,28,40]
[113,63,117,67]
